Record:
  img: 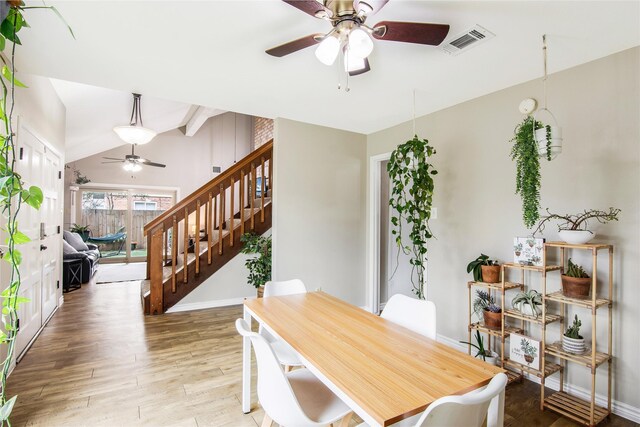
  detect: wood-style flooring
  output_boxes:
[6,278,637,426]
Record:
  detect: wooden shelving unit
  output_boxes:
[541,242,614,427]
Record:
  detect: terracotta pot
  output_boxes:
[481,265,501,283]
[561,275,591,299]
[483,309,502,330]
[256,285,265,298]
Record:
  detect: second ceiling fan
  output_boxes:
[102,144,166,172]
[266,0,450,75]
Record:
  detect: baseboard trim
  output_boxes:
[166,296,255,313]
[436,333,640,423]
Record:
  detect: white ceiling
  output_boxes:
[18,1,640,139]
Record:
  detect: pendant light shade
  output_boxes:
[113,93,157,145]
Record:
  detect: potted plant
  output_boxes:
[561,259,591,299]
[532,207,621,244]
[466,254,500,283]
[70,224,91,242]
[240,233,272,297]
[513,242,523,256]
[460,330,499,365]
[520,338,538,364]
[473,290,502,330]
[511,290,543,318]
[563,315,586,354]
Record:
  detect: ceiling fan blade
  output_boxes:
[354,0,389,16]
[139,159,166,168]
[101,160,124,164]
[102,157,125,161]
[349,58,371,76]
[372,21,450,45]
[282,0,332,19]
[266,34,323,57]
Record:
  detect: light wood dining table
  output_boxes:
[242,291,505,427]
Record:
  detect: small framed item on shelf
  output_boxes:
[510,333,541,370]
[513,237,545,266]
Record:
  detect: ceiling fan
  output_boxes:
[102,145,166,172]
[266,0,450,76]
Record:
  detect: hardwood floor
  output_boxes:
[7,278,637,426]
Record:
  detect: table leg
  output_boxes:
[242,306,252,413]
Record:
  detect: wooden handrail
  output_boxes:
[143,140,273,236]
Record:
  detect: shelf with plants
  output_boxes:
[540,242,614,426]
[503,309,562,325]
[503,262,563,272]
[504,357,562,378]
[469,322,523,338]
[466,280,522,291]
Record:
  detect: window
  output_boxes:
[133,201,157,211]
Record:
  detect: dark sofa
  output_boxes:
[63,231,100,283]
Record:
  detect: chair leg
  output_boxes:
[339,412,353,427]
[260,414,273,427]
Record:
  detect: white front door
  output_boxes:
[14,124,62,357]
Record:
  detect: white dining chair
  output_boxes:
[236,319,353,427]
[381,294,437,340]
[260,279,307,370]
[357,372,508,427]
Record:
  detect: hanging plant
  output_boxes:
[387,135,437,300]
[510,116,549,229]
[0,2,73,424]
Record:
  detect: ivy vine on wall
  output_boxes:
[387,135,437,300]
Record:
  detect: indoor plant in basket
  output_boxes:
[532,207,621,245]
[511,290,543,318]
[561,259,591,299]
[467,254,500,283]
[473,290,502,330]
[460,330,499,366]
[563,315,586,354]
[240,233,271,297]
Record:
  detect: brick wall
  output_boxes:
[253,116,274,149]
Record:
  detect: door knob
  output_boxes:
[40,245,47,251]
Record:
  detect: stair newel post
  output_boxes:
[230,177,235,246]
[218,184,224,255]
[240,170,245,236]
[261,156,266,223]
[183,207,189,284]
[149,224,164,315]
[250,162,255,230]
[195,199,201,275]
[171,215,177,293]
[208,192,213,265]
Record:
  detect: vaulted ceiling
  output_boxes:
[18,1,640,139]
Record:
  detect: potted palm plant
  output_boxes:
[460,330,499,365]
[473,290,502,330]
[240,233,271,298]
[466,254,500,283]
[563,315,586,354]
[561,259,591,299]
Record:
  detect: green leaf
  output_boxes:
[0,34,5,51]
[1,65,26,87]
[10,230,30,244]
[3,248,21,265]
[0,395,17,421]
[23,185,43,209]
[0,19,20,44]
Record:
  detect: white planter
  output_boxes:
[536,126,562,159]
[478,351,500,366]
[514,302,542,317]
[558,229,595,245]
[562,336,586,354]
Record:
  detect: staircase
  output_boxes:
[141,140,273,315]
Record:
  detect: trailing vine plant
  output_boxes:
[0,2,73,423]
[510,116,549,229]
[387,135,437,300]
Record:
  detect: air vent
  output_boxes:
[440,25,495,56]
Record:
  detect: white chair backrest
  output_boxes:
[236,319,313,426]
[263,279,307,298]
[415,373,508,427]
[381,294,437,340]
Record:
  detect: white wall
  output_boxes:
[367,47,639,413]
[272,118,367,305]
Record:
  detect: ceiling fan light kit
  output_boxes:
[113,93,157,145]
[315,35,341,65]
[123,161,142,172]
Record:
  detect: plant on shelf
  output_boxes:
[510,116,552,229]
[473,290,502,330]
[0,2,73,424]
[387,135,437,300]
[511,290,543,318]
[562,314,586,354]
[240,233,271,295]
[561,258,591,299]
[532,207,621,245]
[70,224,91,241]
[466,254,500,283]
[73,167,90,185]
[460,330,498,365]
[520,338,538,364]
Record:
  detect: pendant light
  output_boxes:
[113,93,157,145]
